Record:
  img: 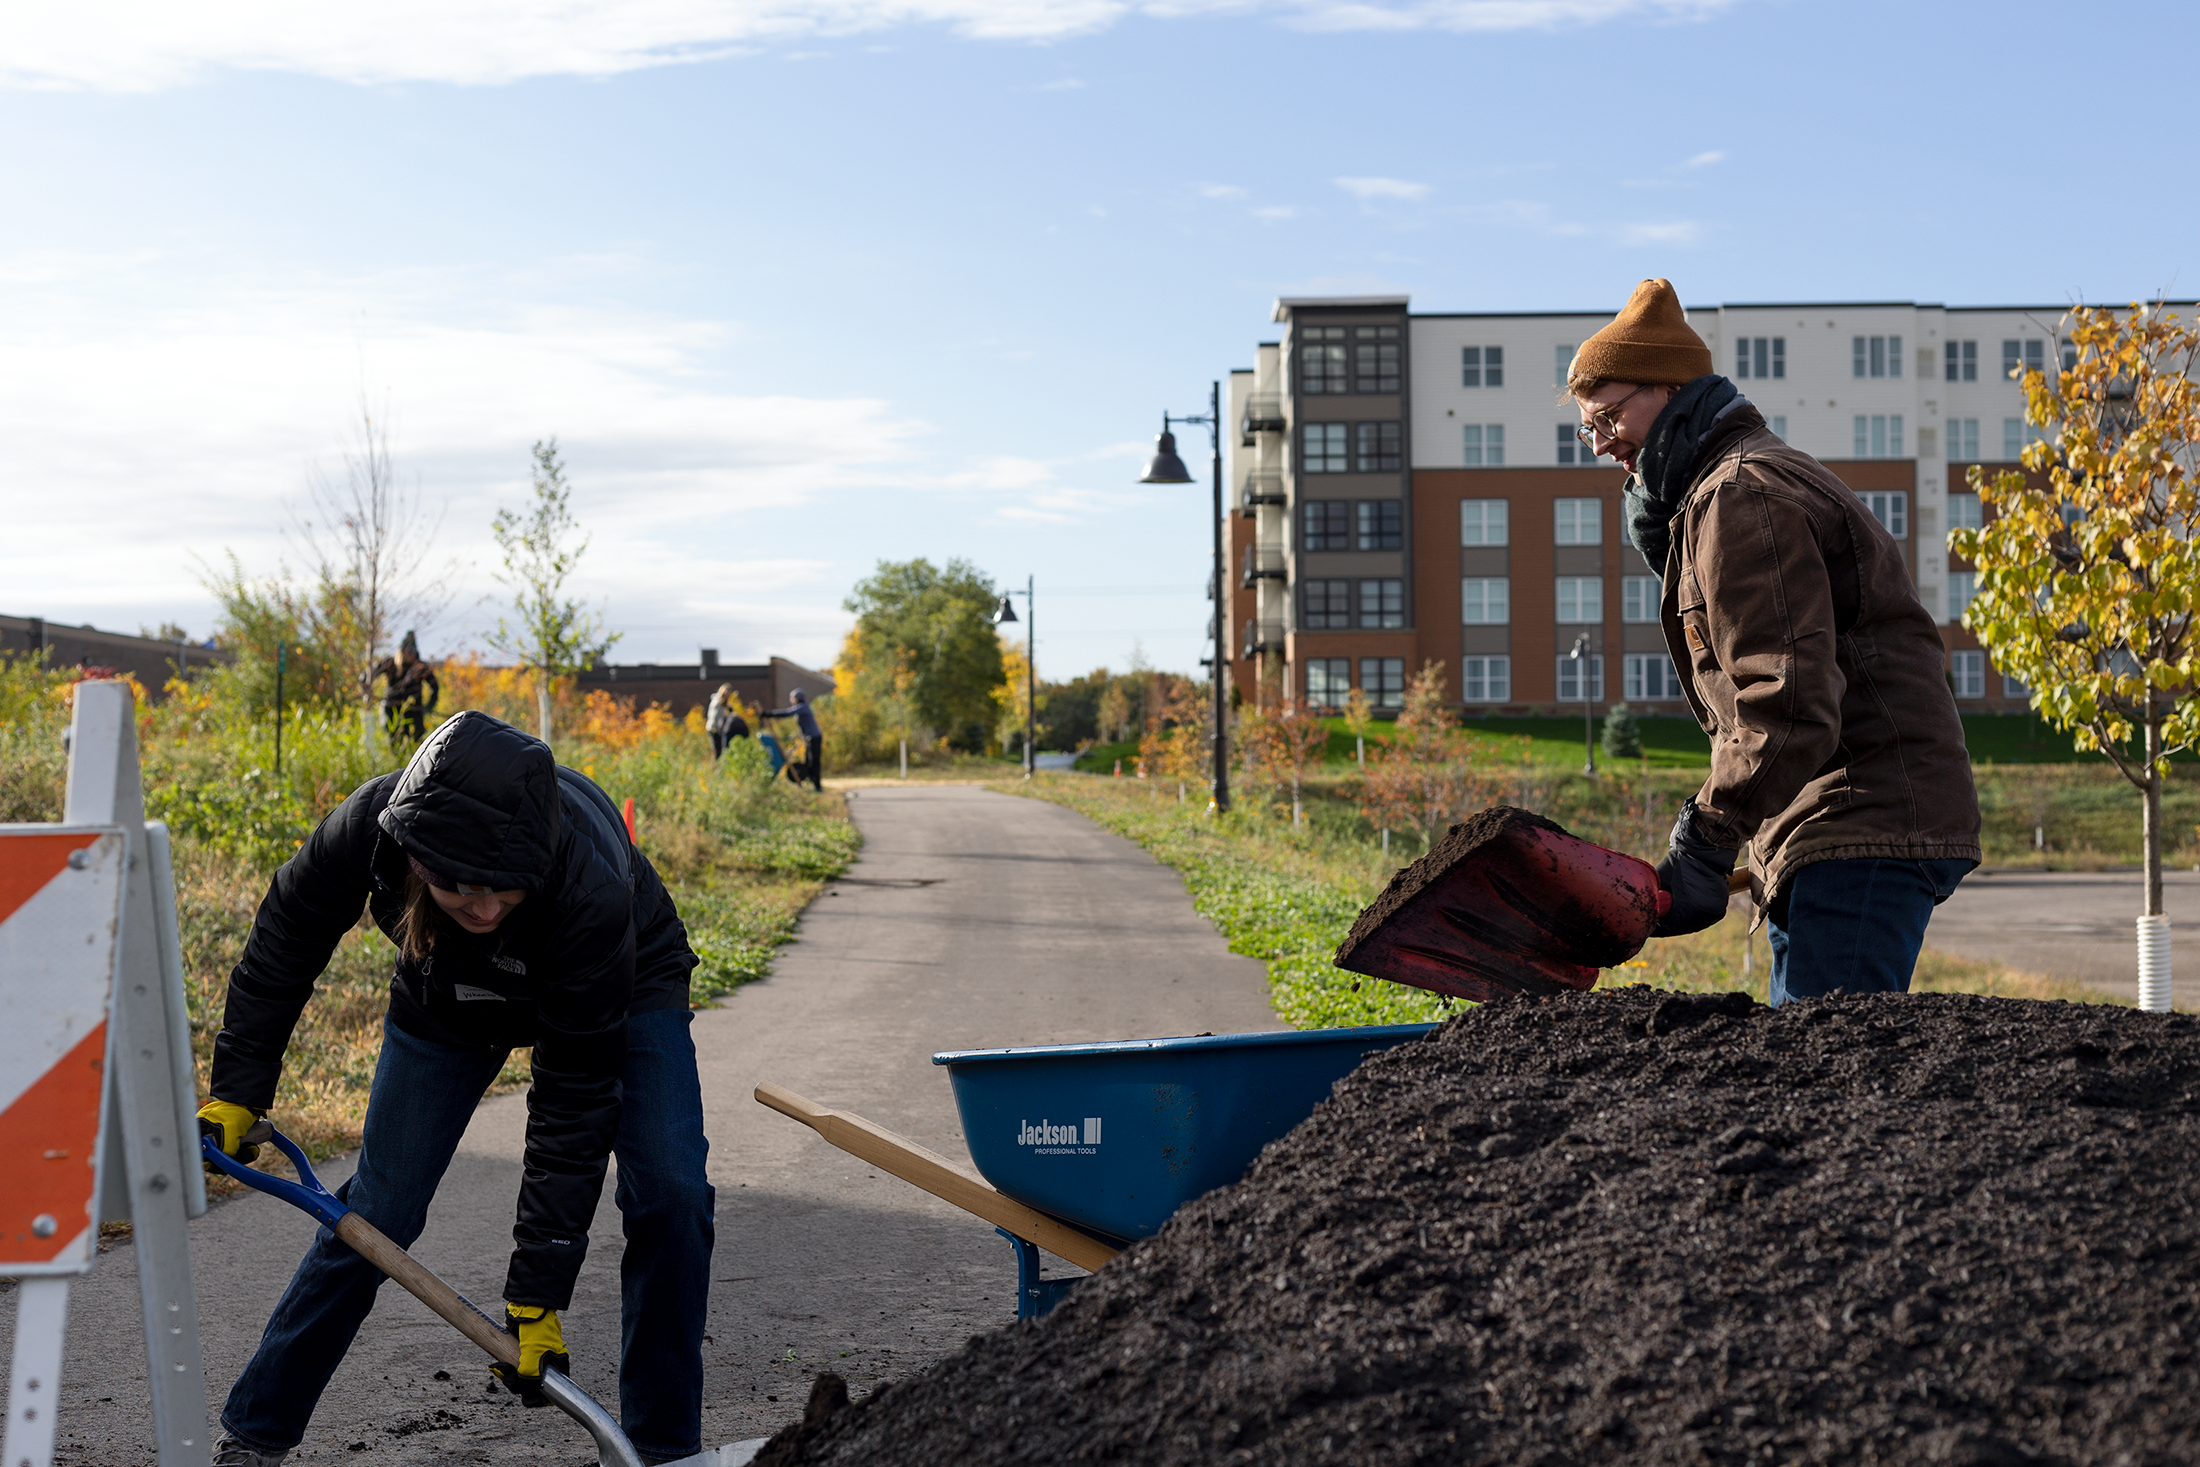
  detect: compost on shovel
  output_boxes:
[757,987,2200,1466]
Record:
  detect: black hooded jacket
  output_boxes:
[208,712,698,1308]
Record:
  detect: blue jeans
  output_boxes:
[1767,857,1974,1006]
[220,1009,714,1459]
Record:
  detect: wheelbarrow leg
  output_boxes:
[995,1229,1083,1320]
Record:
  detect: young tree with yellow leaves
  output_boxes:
[1951,302,2200,1010]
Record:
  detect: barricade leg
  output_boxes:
[4,1278,71,1467]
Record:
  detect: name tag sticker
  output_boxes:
[453,983,508,1002]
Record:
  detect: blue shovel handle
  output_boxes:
[199,1122,351,1229]
[195,1120,650,1467]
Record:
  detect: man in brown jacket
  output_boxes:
[1569,279,1981,1004]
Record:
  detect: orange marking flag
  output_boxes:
[0,826,125,1273]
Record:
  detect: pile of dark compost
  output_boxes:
[764,989,2200,1467]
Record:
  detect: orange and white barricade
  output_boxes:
[3,681,210,1466]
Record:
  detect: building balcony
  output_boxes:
[1242,620,1286,659]
[1241,394,1286,444]
[1240,546,1287,587]
[1239,470,1286,516]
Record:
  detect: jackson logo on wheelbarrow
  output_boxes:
[1017,1117,1101,1153]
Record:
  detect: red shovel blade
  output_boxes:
[1335,807,1663,1002]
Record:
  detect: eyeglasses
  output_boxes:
[1574,383,1653,448]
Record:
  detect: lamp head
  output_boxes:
[993,595,1019,625]
[1139,425,1195,485]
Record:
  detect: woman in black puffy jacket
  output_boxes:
[197,712,712,1466]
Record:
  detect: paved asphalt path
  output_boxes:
[1925,867,2200,1007]
[8,784,1278,1464]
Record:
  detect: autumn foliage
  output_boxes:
[1952,301,2200,920]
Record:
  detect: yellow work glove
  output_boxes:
[491,1304,569,1408]
[196,1100,267,1175]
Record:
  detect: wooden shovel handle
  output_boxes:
[1727,868,1752,894]
[755,1081,1122,1273]
[333,1213,520,1367]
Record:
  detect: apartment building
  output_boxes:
[1223,294,2159,716]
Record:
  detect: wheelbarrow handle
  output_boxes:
[198,1126,645,1467]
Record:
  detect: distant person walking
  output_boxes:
[766,688,823,791]
[364,630,441,747]
[704,684,749,760]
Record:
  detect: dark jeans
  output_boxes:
[792,736,822,790]
[710,729,729,759]
[220,1010,714,1459]
[1767,857,1973,1006]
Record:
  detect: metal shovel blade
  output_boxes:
[1335,806,1664,1001]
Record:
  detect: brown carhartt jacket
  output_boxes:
[1658,406,1981,905]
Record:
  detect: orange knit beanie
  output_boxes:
[1569,279,1713,389]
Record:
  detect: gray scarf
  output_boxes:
[1624,375,1749,577]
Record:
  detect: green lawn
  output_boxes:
[1074,711,2184,772]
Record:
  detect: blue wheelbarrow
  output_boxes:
[756,1023,1436,1319]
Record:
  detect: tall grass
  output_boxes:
[0,654,856,1161]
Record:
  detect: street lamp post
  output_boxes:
[1139,381,1230,814]
[1570,633,1597,778]
[993,581,1034,777]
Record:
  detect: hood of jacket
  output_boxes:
[376,711,562,890]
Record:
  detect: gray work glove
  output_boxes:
[1653,798,1738,938]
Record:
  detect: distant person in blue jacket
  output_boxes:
[766,688,823,791]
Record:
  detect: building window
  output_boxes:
[2002,417,2048,460]
[1306,657,1351,708]
[1556,423,1599,464]
[1860,490,1908,539]
[1624,652,1684,700]
[2003,672,2029,701]
[1302,579,1353,629]
[1462,345,1505,388]
[1358,578,1405,629]
[1556,654,1605,702]
[1555,344,1576,387]
[1461,656,1511,703]
[1354,326,1400,392]
[1950,650,1984,699]
[1461,577,1509,624]
[1947,417,1979,461]
[1360,657,1405,709]
[1947,493,1982,531]
[1356,499,1403,550]
[1947,571,1977,621]
[1853,334,1903,378]
[1302,423,1348,473]
[1852,414,1905,458]
[1355,421,1402,472]
[1555,497,1602,545]
[1770,415,1787,440]
[1459,498,1509,546]
[1556,576,1603,623]
[1301,326,1347,394]
[1946,339,1978,382]
[1622,575,1660,623]
[1733,336,1786,379]
[1462,424,1505,466]
[1302,499,1349,551]
[2002,338,2045,382]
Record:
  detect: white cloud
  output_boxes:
[5,0,1746,91]
[1197,182,1251,201]
[1684,149,1725,168]
[1252,205,1299,222]
[1615,219,1702,245]
[0,251,930,663]
[1334,176,1433,202]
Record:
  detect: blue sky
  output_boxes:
[5,0,2195,677]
